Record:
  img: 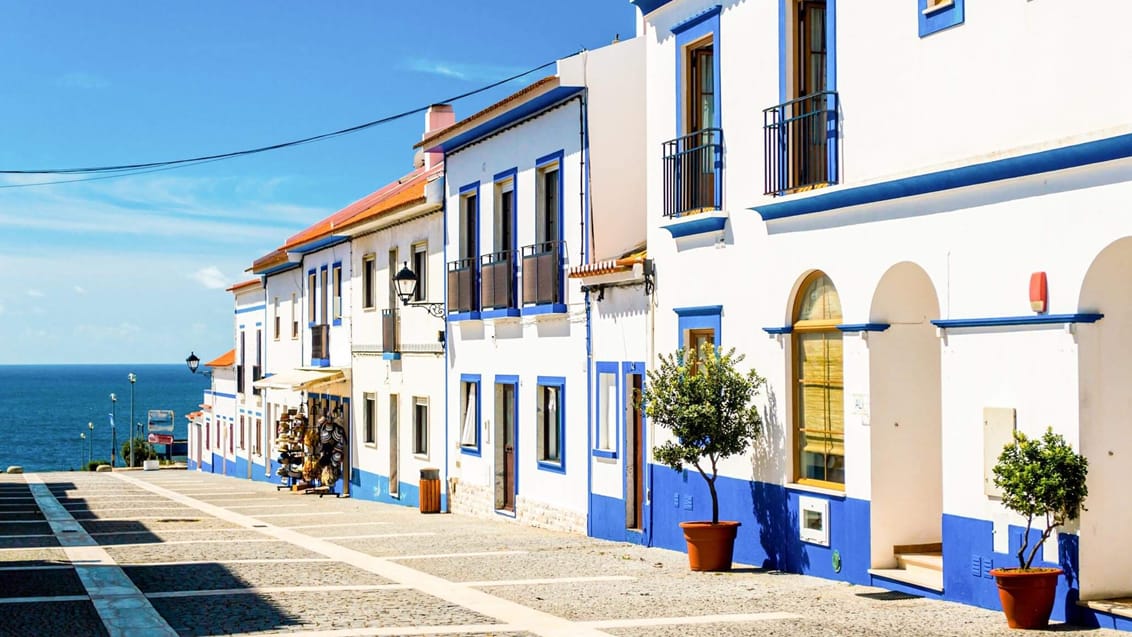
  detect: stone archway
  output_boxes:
[1078,237,1132,601]
[867,262,942,569]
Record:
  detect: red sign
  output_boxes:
[148,433,174,445]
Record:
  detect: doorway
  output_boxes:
[388,394,400,497]
[494,379,518,511]
[624,372,644,531]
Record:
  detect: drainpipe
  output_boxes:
[441,159,450,513]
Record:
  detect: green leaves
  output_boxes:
[992,428,1088,569]
[643,343,764,524]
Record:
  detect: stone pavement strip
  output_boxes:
[24,473,178,637]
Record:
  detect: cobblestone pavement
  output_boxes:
[0,470,1123,637]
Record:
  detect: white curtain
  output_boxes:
[460,383,478,446]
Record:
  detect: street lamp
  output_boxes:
[393,262,445,318]
[80,432,87,468]
[128,373,137,468]
[87,422,94,465]
[109,393,117,468]
[186,352,200,374]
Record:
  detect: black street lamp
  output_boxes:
[79,432,85,470]
[109,393,117,468]
[393,262,444,318]
[128,373,137,468]
[87,421,93,465]
[186,352,200,374]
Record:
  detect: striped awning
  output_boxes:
[568,250,647,279]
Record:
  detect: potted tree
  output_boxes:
[642,343,764,571]
[990,428,1088,629]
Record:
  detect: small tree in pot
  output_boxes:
[990,428,1088,629]
[643,343,764,571]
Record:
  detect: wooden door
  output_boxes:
[502,383,516,511]
[794,0,828,187]
[389,394,400,497]
[626,374,644,530]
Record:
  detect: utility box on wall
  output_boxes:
[983,407,1016,497]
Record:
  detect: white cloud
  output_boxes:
[403,58,529,83]
[74,285,87,295]
[56,72,110,89]
[191,266,229,290]
[26,289,44,298]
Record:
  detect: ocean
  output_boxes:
[0,364,210,471]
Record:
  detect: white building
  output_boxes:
[227,279,267,481]
[420,39,646,533]
[188,348,234,474]
[634,0,1132,626]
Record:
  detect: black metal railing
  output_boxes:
[662,127,723,217]
[764,91,839,196]
[522,240,563,306]
[311,324,330,360]
[480,250,517,310]
[381,309,399,354]
[447,258,479,314]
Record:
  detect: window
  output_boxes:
[460,188,479,260]
[238,415,245,450]
[319,266,329,325]
[307,270,317,324]
[687,328,715,374]
[362,255,376,310]
[252,328,262,396]
[387,248,398,309]
[675,305,723,375]
[536,377,565,471]
[919,0,963,37]
[412,397,428,456]
[594,365,617,456]
[412,243,427,302]
[253,418,262,455]
[363,393,376,444]
[237,330,246,395]
[494,173,515,252]
[459,376,480,454]
[291,293,299,339]
[792,272,844,489]
[273,298,280,340]
[535,160,560,245]
[332,262,343,324]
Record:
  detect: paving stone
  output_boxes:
[106,540,325,564]
[0,567,85,597]
[0,535,61,549]
[0,547,68,563]
[123,561,393,593]
[79,517,237,535]
[94,528,260,547]
[0,522,51,536]
[0,600,108,637]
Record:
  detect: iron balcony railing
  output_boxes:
[764,90,840,196]
[662,127,723,217]
[522,240,564,306]
[381,309,399,354]
[480,249,517,310]
[311,324,330,360]
[447,257,479,314]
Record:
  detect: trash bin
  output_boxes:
[419,467,441,513]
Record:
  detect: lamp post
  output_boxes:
[87,421,94,465]
[110,393,117,468]
[186,352,200,374]
[80,432,87,468]
[393,262,445,318]
[128,373,137,468]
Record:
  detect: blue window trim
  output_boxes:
[495,374,520,496]
[675,6,721,138]
[449,311,482,322]
[234,304,266,315]
[836,323,890,333]
[931,314,1103,330]
[319,265,329,329]
[453,181,481,317]
[675,305,723,348]
[918,0,964,38]
[536,376,567,474]
[592,362,619,459]
[483,308,521,319]
[331,261,343,326]
[310,358,330,368]
[306,268,317,328]
[459,374,482,457]
[620,361,647,469]
[494,167,519,310]
[534,151,566,309]
[778,0,838,103]
[521,303,568,316]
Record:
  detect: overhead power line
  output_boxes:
[0,56,563,188]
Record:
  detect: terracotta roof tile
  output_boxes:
[205,349,236,368]
[416,76,559,150]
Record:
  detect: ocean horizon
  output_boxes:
[0,363,211,471]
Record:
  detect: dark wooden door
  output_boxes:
[502,383,516,511]
[795,0,828,187]
[627,374,644,530]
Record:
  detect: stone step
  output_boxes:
[897,552,943,573]
[869,567,944,592]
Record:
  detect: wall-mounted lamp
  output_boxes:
[393,262,445,318]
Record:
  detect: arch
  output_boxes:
[791,271,845,489]
[1077,237,1132,600]
[867,262,942,570]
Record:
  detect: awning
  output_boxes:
[252,368,347,391]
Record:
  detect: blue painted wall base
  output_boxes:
[589,492,650,544]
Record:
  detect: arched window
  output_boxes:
[793,272,845,488]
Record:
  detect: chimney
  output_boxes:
[423,104,455,170]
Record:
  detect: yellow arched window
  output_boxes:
[793,272,845,489]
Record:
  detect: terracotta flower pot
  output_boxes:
[679,521,740,571]
[990,567,1062,629]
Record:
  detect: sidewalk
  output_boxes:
[0,470,1118,637]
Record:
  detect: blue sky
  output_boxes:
[0,1,638,364]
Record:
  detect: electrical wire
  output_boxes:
[0,56,562,187]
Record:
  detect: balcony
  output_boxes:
[522,240,564,313]
[764,91,840,196]
[381,309,400,358]
[311,324,330,362]
[480,250,518,317]
[447,257,479,317]
[663,128,723,218]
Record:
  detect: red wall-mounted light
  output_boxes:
[1030,272,1048,313]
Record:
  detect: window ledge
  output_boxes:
[482,307,521,319]
[537,460,566,474]
[522,303,567,317]
[459,446,482,457]
[592,449,617,460]
[449,311,482,322]
[661,209,728,239]
[785,482,847,499]
[922,0,953,15]
[381,352,401,361]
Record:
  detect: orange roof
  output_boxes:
[205,349,235,368]
[416,76,559,150]
[569,247,649,279]
[251,248,288,274]
[226,279,260,292]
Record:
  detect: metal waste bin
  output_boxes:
[419,467,441,513]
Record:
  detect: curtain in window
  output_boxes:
[460,384,477,447]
